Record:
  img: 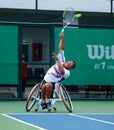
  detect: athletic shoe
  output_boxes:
[36,102,41,109]
[34,102,41,112]
[48,102,53,110]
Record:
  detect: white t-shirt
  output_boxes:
[44,51,70,82]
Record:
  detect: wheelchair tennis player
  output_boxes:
[35,32,76,111]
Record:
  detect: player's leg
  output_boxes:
[35,82,55,112]
[35,81,47,111]
[41,82,53,110]
[45,83,53,100]
[45,83,54,111]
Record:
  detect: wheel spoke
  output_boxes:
[26,83,41,112]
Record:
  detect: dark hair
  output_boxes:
[72,60,76,69]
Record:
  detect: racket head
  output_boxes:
[63,7,75,25]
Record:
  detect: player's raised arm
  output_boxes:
[59,32,64,53]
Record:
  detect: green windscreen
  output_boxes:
[0,25,18,84]
[55,27,114,85]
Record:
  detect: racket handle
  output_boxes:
[61,28,64,33]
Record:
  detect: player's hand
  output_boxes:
[52,52,59,61]
[59,32,64,39]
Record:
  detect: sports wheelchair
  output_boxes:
[26,82,73,112]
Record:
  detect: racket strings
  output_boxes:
[61,7,77,32]
[63,8,75,24]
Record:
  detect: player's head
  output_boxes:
[63,60,76,70]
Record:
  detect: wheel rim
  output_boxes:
[59,84,73,112]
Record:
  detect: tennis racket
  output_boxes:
[61,7,75,33]
[61,7,82,32]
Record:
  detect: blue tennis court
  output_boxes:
[2,113,114,130]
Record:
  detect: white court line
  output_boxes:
[69,113,114,125]
[2,114,47,130]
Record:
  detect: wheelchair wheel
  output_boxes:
[59,84,73,113]
[26,83,41,112]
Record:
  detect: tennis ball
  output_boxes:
[75,13,82,18]
[45,83,48,86]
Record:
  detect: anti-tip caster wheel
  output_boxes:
[53,107,57,111]
[34,109,39,112]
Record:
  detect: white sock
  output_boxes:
[46,98,51,103]
[42,100,46,103]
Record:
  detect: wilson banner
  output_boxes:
[55,28,114,85]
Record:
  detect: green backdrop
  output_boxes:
[0,25,18,84]
[55,27,114,85]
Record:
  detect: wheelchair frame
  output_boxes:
[25,82,73,112]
